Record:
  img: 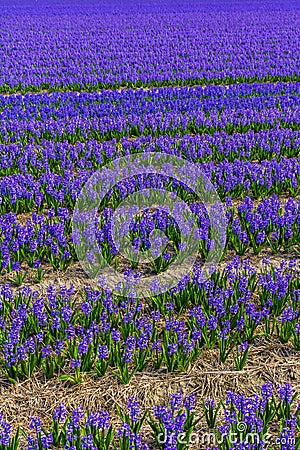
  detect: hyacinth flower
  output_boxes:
[7,262,28,287]
[0,413,19,450]
[276,307,300,344]
[49,403,69,447]
[115,423,149,450]
[32,259,44,283]
[59,336,92,384]
[149,391,199,450]
[160,317,203,372]
[219,393,268,449]
[94,344,110,377]
[162,273,193,314]
[276,384,298,422]
[113,396,149,450]
[24,416,53,450]
[63,406,85,449]
[84,410,114,450]
[258,382,278,432]
[115,396,149,450]
[217,320,237,364]
[111,333,150,385]
[277,416,298,450]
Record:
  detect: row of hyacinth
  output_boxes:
[0,156,299,214]
[0,258,299,383]
[0,385,299,449]
[1,87,300,145]
[0,192,299,280]
[0,0,299,91]
[0,127,300,178]
[2,104,300,146]
[1,82,300,117]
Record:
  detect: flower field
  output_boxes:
[0,0,299,449]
